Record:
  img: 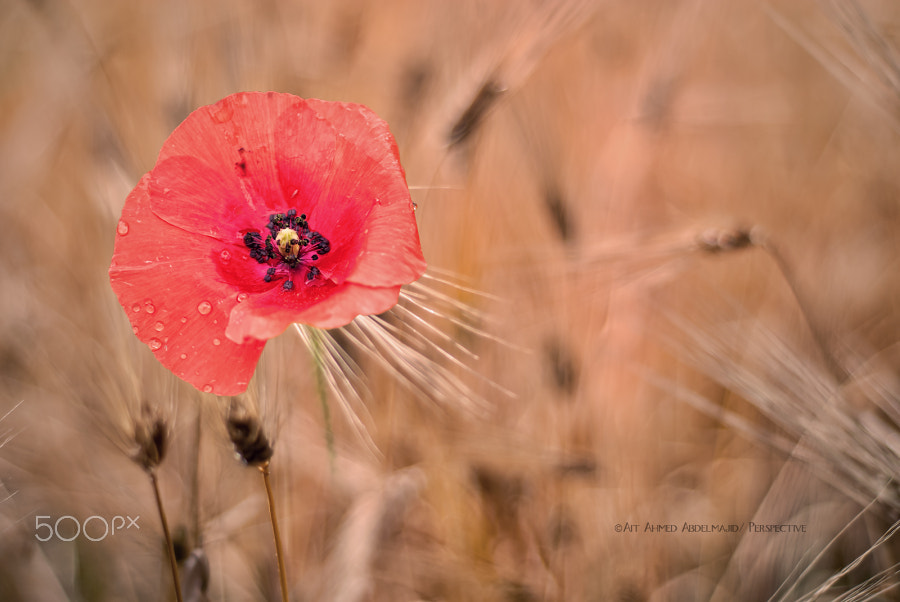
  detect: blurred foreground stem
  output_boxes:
[260,461,289,602]
[149,470,183,602]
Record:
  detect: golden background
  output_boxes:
[2,1,900,600]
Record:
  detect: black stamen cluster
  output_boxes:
[265,209,309,239]
[306,231,330,256]
[241,208,332,290]
[243,232,276,264]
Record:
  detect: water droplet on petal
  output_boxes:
[290,189,299,199]
[180,353,187,360]
[202,384,213,393]
[148,338,162,351]
[213,103,233,123]
[117,220,130,235]
[197,301,212,315]
[144,302,156,314]
[236,292,249,303]
[132,326,139,334]
[180,317,188,324]
[213,338,221,346]
[220,249,231,261]
[153,321,164,331]
[131,303,141,313]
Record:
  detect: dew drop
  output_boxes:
[154,321,164,332]
[180,317,188,324]
[180,353,187,360]
[213,338,221,346]
[197,301,212,315]
[212,103,234,123]
[220,249,231,261]
[148,338,162,351]
[236,292,249,303]
[117,219,130,235]
[144,302,156,314]
[131,303,141,313]
[132,326,138,334]
[202,384,213,393]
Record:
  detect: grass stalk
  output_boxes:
[259,461,289,602]
[149,470,183,602]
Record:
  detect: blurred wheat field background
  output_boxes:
[3,0,900,600]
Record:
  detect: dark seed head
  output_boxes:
[132,404,168,471]
[226,406,274,467]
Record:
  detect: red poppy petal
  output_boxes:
[274,102,368,282]
[325,146,426,287]
[158,92,304,216]
[305,99,403,174]
[291,283,403,329]
[109,175,265,395]
[159,92,297,174]
[304,101,426,285]
[276,102,425,287]
[225,282,403,342]
[148,156,258,241]
[272,98,341,218]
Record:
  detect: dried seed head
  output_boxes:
[696,227,754,253]
[132,404,168,471]
[226,403,273,466]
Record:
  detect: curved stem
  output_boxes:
[260,461,289,602]
[149,470,183,602]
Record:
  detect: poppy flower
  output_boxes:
[109,92,426,396]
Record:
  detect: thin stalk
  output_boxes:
[190,403,202,549]
[149,470,183,602]
[259,461,289,602]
